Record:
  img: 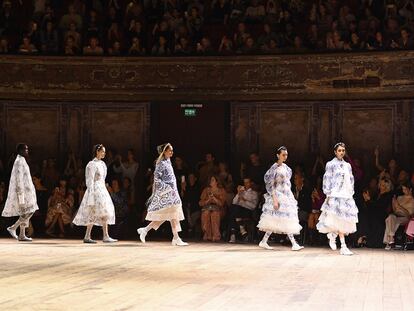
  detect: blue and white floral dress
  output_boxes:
[146,158,184,230]
[317,157,358,235]
[257,163,302,234]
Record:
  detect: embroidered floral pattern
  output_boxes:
[317,158,358,234]
[73,159,115,226]
[257,163,302,234]
[146,158,184,221]
[2,155,38,217]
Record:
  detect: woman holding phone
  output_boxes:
[199,175,226,242]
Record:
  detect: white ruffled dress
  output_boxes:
[316,157,358,235]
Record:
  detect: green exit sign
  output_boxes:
[184,108,197,117]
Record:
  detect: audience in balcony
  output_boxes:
[1,0,414,56]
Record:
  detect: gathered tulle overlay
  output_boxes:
[316,197,358,234]
[258,194,302,234]
[146,158,185,224]
[73,159,115,226]
[257,163,302,235]
[2,155,39,217]
[146,204,184,222]
[316,158,358,235]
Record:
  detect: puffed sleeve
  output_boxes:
[264,165,276,194]
[85,162,96,189]
[85,162,97,206]
[322,161,334,197]
[264,164,284,199]
[348,162,355,196]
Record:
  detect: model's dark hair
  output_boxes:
[16,143,27,155]
[334,142,346,151]
[276,146,287,155]
[92,144,105,158]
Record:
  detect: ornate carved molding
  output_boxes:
[1,52,414,101]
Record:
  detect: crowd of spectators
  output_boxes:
[1,0,414,56]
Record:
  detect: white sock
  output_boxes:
[145,221,160,232]
[102,223,109,239]
[261,232,271,243]
[339,234,346,248]
[171,220,180,240]
[85,224,93,239]
[19,225,26,238]
[10,219,21,231]
[287,234,297,246]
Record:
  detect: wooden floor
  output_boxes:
[0,238,413,311]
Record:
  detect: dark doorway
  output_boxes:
[150,102,230,169]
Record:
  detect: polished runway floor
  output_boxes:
[0,238,413,311]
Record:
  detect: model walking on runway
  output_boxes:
[73,144,117,243]
[257,146,304,251]
[137,143,188,246]
[317,142,358,255]
[2,144,38,241]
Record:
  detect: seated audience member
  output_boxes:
[359,178,393,248]
[45,187,74,237]
[228,177,259,243]
[182,173,201,236]
[199,176,226,242]
[108,179,128,239]
[292,172,312,224]
[308,176,325,245]
[383,183,414,250]
[83,37,104,55]
[18,35,38,54]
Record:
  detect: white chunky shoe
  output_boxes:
[137,228,147,243]
[7,227,18,240]
[103,237,118,243]
[340,246,353,256]
[172,238,189,246]
[259,241,274,250]
[291,243,304,251]
[327,233,337,250]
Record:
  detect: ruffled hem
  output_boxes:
[72,216,116,227]
[316,211,357,235]
[257,215,302,234]
[72,205,116,226]
[146,204,185,222]
[1,204,39,217]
